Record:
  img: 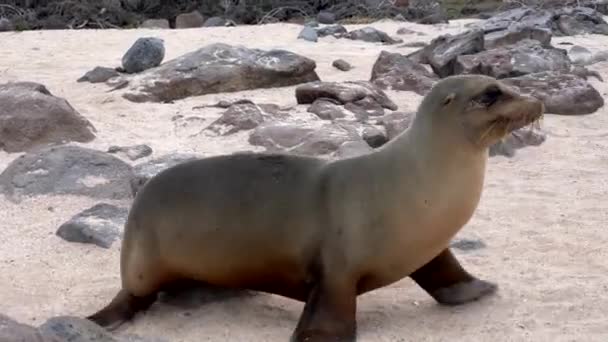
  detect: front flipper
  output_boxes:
[410,248,497,305]
[291,278,357,342]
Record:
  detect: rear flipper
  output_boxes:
[86,289,157,331]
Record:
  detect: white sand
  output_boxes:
[1,19,608,341]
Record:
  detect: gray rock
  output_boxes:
[423,29,485,77]
[204,16,227,27]
[295,80,398,111]
[317,11,336,24]
[569,45,594,65]
[362,126,388,148]
[474,7,555,33]
[140,19,169,29]
[332,59,352,71]
[123,43,319,103]
[571,65,604,82]
[77,66,120,83]
[370,50,438,95]
[121,37,165,74]
[399,42,428,48]
[489,126,546,158]
[334,140,373,159]
[502,71,604,115]
[375,112,415,140]
[484,24,552,49]
[0,82,96,153]
[396,27,419,35]
[0,314,44,342]
[344,96,386,120]
[107,144,153,161]
[38,316,167,342]
[307,98,348,120]
[305,20,319,27]
[0,145,135,202]
[316,25,347,37]
[450,238,486,251]
[56,203,128,248]
[409,0,443,19]
[298,26,318,42]
[176,10,205,28]
[0,18,14,32]
[205,102,287,135]
[249,122,363,157]
[131,153,199,195]
[454,39,572,79]
[343,27,402,45]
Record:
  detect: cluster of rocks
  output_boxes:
[141,11,234,29]
[298,23,403,45]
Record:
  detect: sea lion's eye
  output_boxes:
[473,85,502,107]
[442,93,455,106]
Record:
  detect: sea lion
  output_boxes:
[85,74,544,341]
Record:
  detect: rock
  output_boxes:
[121,37,165,74]
[423,29,485,77]
[249,122,363,157]
[317,11,336,24]
[361,126,388,148]
[107,144,153,161]
[502,71,605,115]
[56,203,128,248]
[554,6,608,36]
[396,27,421,35]
[0,313,44,342]
[123,43,319,103]
[38,316,167,342]
[0,145,135,202]
[77,66,120,83]
[489,126,546,158]
[131,153,199,194]
[370,50,438,95]
[295,81,398,111]
[298,26,318,42]
[370,51,438,95]
[454,39,571,79]
[176,10,205,28]
[0,18,14,32]
[140,19,169,29]
[317,25,348,37]
[343,27,402,45]
[344,97,386,120]
[204,16,227,27]
[334,140,373,159]
[569,45,594,65]
[450,238,486,251]
[375,112,415,140]
[475,7,555,33]
[399,42,427,48]
[484,24,552,49]
[0,82,96,153]
[571,65,604,82]
[205,102,286,135]
[307,98,348,120]
[305,20,319,27]
[332,59,352,71]
[418,12,449,25]
[409,0,443,19]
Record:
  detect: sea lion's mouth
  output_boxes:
[479,98,544,144]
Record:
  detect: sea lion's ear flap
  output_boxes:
[442,93,455,106]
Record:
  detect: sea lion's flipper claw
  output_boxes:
[291,279,357,342]
[409,248,497,305]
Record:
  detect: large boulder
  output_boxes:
[502,71,604,115]
[56,203,129,249]
[295,81,398,110]
[0,82,96,153]
[121,37,165,74]
[484,24,552,49]
[0,145,134,202]
[205,102,288,135]
[122,43,319,103]
[370,50,438,95]
[454,40,571,79]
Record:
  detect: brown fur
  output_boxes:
[85,75,543,341]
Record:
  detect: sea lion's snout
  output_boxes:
[499,94,544,132]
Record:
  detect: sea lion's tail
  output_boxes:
[86,288,156,331]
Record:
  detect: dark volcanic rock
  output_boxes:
[0,82,96,153]
[0,18,14,32]
[123,43,319,103]
[344,96,386,120]
[140,19,170,29]
[56,203,128,248]
[375,112,415,140]
[371,50,438,95]
[343,27,402,45]
[484,24,552,49]
[502,71,604,115]
[307,98,348,120]
[454,40,571,79]
[38,316,167,342]
[317,25,348,37]
[121,37,165,74]
[0,314,44,342]
[249,122,363,157]
[295,81,398,111]
[107,144,153,161]
[361,125,388,148]
[205,102,287,135]
[317,11,336,24]
[298,26,318,42]
[421,29,485,77]
[332,59,352,71]
[334,140,374,159]
[0,145,134,202]
[130,153,199,195]
[176,10,205,28]
[77,66,120,83]
[451,238,486,251]
[489,126,546,158]
[204,16,228,27]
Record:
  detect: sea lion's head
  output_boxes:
[416,74,544,149]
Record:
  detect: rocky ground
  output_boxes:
[1,5,608,342]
